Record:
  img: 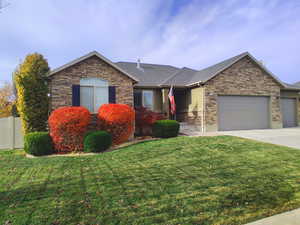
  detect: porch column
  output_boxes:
[161,88,170,118]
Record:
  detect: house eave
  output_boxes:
[159,84,189,88]
[281,87,300,91]
[134,85,163,89]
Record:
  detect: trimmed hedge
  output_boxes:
[84,131,112,153]
[24,132,53,156]
[152,120,180,138]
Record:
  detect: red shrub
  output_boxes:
[98,104,135,145]
[135,107,165,136]
[48,107,91,152]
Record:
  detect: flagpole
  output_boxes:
[174,86,176,121]
[168,85,176,121]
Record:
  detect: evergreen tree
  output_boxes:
[14,53,50,134]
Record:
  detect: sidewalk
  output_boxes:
[245,208,300,225]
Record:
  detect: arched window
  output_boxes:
[80,78,108,112]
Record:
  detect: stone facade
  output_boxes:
[49,55,134,111]
[203,56,282,132]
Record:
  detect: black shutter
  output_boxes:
[134,90,142,107]
[72,85,80,106]
[109,86,116,103]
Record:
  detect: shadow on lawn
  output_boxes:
[1,173,294,225]
[0,176,98,224]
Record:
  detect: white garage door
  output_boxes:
[281,98,297,128]
[218,96,270,131]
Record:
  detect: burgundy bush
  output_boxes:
[135,106,165,136]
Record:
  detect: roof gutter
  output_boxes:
[187,81,203,88]
[281,87,300,91]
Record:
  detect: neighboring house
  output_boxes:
[48,51,300,132]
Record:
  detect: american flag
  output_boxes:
[168,86,176,115]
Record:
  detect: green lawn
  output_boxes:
[1,136,300,225]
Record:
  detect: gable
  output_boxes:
[200,53,285,88]
[49,51,138,82]
[205,56,282,92]
[50,55,135,85]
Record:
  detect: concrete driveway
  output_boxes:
[245,208,300,225]
[220,127,300,149]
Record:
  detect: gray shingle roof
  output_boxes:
[117,53,250,87]
[294,81,300,86]
[161,52,249,86]
[161,67,198,86]
[116,52,250,87]
[283,82,300,90]
[115,62,180,87]
[50,50,289,89]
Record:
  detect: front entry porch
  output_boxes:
[172,88,204,130]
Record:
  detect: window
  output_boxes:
[80,78,108,112]
[134,89,154,110]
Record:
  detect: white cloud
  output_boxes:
[0,0,300,83]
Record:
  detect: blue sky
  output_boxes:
[1,0,300,85]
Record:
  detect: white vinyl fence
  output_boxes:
[0,117,24,149]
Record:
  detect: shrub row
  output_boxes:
[26,104,180,156]
[25,130,112,156]
[47,104,135,153]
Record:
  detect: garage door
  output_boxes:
[218,96,270,131]
[281,98,297,128]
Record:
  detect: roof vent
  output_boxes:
[136,59,144,72]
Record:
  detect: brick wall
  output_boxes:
[203,56,282,131]
[49,55,134,111]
